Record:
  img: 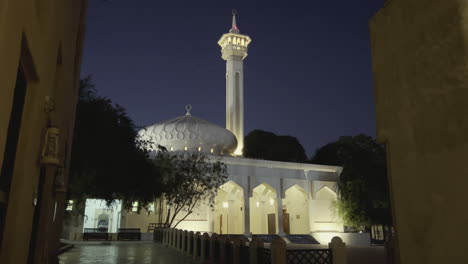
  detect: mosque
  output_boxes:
[71,12,362,244]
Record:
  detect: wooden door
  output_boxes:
[220,215,223,235]
[267,214,276,234]
[283,212,290,234]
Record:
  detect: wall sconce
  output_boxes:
[222,202,229,208]
[41,127,60,165]
[269,198,274,206]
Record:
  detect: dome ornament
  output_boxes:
[185,104,192,116]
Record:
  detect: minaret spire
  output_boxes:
[229,10,240,33]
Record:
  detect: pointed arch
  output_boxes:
[315,185,337,200]
[214,181,245,234]
[284,184,310,234]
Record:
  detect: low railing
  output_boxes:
[286,249,333,264]
[257,247,271,264]
[153,227,346,264]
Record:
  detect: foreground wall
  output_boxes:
[0,0,87,263]
[370,0,468,263]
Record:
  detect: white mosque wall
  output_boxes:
[120,209,158,232]
[175,220,209,233]
[83,199,122,233]
[68,158,344,240]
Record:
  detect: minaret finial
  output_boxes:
[229,9,240,33]
[185,104,192,116]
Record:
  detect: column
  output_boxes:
[207,207,214,233]
[277,192,285,237]
[243,190,251,237]
[305,171,315,233]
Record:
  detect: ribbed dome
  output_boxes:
[138,107,237,156]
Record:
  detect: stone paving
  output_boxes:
[59,241,387,264]
[59,241,196,264]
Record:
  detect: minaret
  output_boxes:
[218,10,252,156]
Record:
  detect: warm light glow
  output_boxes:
[269,198,274,206]
[234,148,242,156]
[184,146,188,151]
[170,147,174,151]
[198,147,202,152]
[66,200,73,211]
[256,202,260,207]
[132,201,138,212]
[222,202,229,208]
[211,148,214,153]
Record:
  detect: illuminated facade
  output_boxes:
[67,11,371,245]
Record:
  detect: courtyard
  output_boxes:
[59,241,196,264]
[58,240,387,264]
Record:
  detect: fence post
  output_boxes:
[183,230,188,253]
[169,229,173,247]
[179,229,184,251]
[193,232,200,259]
[239,236,250,264]
[175,229,179,248]
[250,237,264,264]
[219,236,227,264]
[210,233,220,264]
[232,237,240,264]
[201,233,211,263]
[188,231,194,256]
[271,237,286,264]
[329,236,347,264]
[164,228,168,245]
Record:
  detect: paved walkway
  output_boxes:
[59,241,387,264]
[59,241,196,264]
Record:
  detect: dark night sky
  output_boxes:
[81,0,385,157]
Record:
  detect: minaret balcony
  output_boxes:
[221,44,249,60]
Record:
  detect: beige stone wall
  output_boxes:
[122,209,158,232]
[370,0,468,263]
[0,0,86,263]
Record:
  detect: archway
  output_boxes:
[214,181,244,234]
[250,183,278,234]
[284,185,310,234]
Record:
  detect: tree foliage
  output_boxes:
[243,129,307,162]
[68,76,162,211]
[311,134,391,228]
[154,150,227,228]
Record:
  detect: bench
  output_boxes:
[147,223,168,232]
[83,228,110,241]
[117,228,141,241]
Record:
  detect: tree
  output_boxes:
[311,134,391,229]
[244,129,307,162]
[68,76,162,211]
[155,150,227,228]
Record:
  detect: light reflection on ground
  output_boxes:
[59,241,196,264]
